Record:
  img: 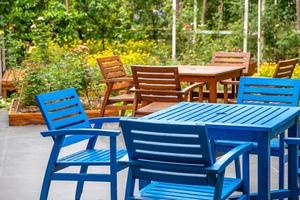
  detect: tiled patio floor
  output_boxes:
[0,110,283,200]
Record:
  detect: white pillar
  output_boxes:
[257,0,262,71]
[243,0,249,52]
[193,0,198,43]
[172,0,177,61]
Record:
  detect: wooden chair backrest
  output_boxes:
[120,118,213,185]
[131,65,182,102]
[36,88,94,147]
[97,55,127,80]
[237,77,300,107]
[273,58,298,78]
[211,52,252,75]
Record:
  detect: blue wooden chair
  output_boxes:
[216,77,300,190]
[36,88,127,200]
[284,138,300,199]
[120,118,253,200]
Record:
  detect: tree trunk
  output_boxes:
[296,0,300,30]
[219,0,224,22]
[176,0,181,16]
[200,0,207,28]
[66,0,70,12]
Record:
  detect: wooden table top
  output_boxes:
[177,65,244,77]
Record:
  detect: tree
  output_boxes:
[297,0,300,30]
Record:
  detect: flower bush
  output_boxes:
[17,39,167,108]
[258,63,300,78]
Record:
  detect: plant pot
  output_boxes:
[8,99,116,126]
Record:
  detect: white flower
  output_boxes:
[30,24,36,29]
[37,16,44,21]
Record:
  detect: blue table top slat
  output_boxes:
[144,102,300,132]
[215,106,259,123]
[238,106,281,125]
[231,106,270,124]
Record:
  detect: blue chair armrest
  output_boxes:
[41,129,120,137]
[284,138,300,146]
[207,143,253,174]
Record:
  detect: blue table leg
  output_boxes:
[257,132,271,200]
[288,119,299,200]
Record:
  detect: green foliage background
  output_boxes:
[0,0,299,107]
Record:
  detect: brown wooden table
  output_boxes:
[177,65,244,103]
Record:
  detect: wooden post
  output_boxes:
[296,0,300,31]
[0,35,4,97]
[193,0,198,43]
[243,0,249,53]
[257,0,262,71]
[200,0,207,28]
[172,0,177,61]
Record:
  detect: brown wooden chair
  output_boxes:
[223,57,298,103]
[211,52,252,103]
[273,58,298,78]
[97,55,134,116]
[131,65,201,116]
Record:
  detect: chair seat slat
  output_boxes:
[138,179,242,200]
[58,149,127,165]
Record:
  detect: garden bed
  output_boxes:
[8,99,114,126]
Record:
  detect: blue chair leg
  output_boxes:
[40,141,62,200]
[111,173,117,200]
[125,169,135,200]
[40,166,53,200]
[75,166,88,200]
[279,133,285,190]
[110,137,117,200]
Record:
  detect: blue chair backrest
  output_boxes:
[36,88,93,147]
[120,118,213,185]
[237,77,300,106]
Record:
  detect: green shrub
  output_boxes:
[19,42,101,107]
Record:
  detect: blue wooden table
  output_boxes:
[141,102,300,200]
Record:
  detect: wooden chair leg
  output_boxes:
[100,84,113,117]
[132,97,139,117]
[1,88,7,98]
[198,85,203,102]
[120,102,128,116]
[223,84,228,103]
